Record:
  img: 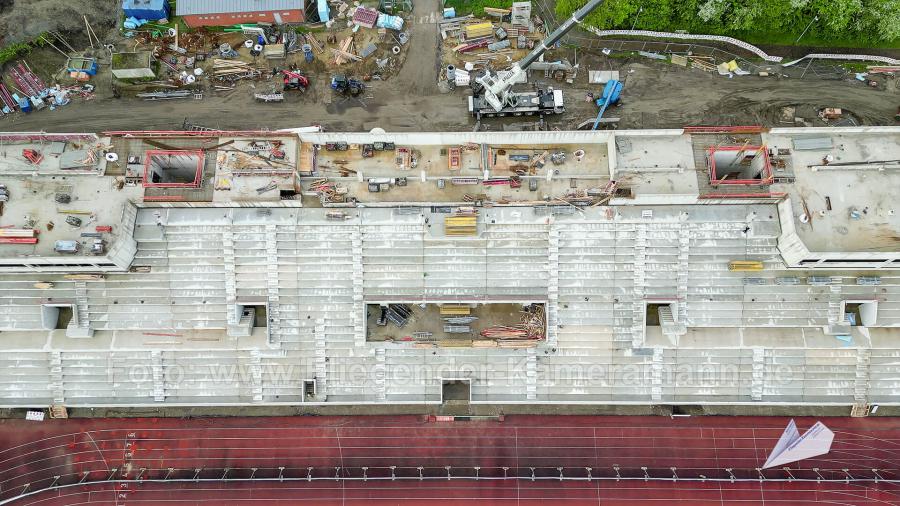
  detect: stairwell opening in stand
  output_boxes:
[707,145,773,186]
[442,379,471,402]
[41,304,74,330]
[842,300,878,327]
[303,380,316,402]
[365,302,546,347]
[646,302,679,326]
[644,300,685,341]
[239,304,268,328]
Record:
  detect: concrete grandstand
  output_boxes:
[0,126,897,410]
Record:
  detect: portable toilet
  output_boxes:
[122,0,170,21]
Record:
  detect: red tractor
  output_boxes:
[282,70,309,92]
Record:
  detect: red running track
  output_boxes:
[0,415,898,505]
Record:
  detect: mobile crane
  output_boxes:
[468,0,606,118]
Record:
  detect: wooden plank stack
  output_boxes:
[332,36,358,65]
[212,59,264,80]
[444,215,477,236]
[440,304,471,316]
[689,56,716,72]
[0,228,37,244]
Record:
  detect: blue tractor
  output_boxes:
[592,79,623,130]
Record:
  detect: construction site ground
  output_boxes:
[0,0,897,133]
[4,51,898,134]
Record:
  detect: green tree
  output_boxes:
[859,0,900,41]
[556,0,642,29]
[808,0,863,33]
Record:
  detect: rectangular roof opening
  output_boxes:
[143,150,204,188]
[708,145,773,186]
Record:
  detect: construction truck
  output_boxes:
[282,70,309,91]
[468,0,605,118]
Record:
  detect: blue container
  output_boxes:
[122,0,170,21]
[443,7,456,18]
[67,58,98,76]
[18,97,32,113]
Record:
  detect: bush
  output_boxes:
[556,0,900,47]
[443,0,514,17]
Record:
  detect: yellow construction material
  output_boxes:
[440,305,471,316]
[439,339,473,347]
[729,261,764,271]
[444,215,477,236]
[465,22,493,39]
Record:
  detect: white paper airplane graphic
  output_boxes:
[761,419,834,469]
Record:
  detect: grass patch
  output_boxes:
[0,33,48,66]
[443,0,514,17]
[0,42,32,66]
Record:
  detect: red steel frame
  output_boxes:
[142,150,204,188]
[707,145,774,186]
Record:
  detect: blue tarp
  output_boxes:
[318,0,330,22]
[122,0,170,21]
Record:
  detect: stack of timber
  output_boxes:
[444,215,477,236]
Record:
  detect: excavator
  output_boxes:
[468,0,605,118]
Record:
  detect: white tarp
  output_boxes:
[589,70,620,84]
[762,419,834,469]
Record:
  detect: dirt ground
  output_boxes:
[1,0,899,133]
[0,0,119,47]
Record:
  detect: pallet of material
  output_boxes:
[729,260,764,271]
[331,48,361,64]
[448,147,462,171]
[497,340,538,348]
[0,228,37,238]
[0,237,38,244]
[484,7,511,16]
[438,339,473,347]
[440,304,471,316]
[472,340,498,348]
[444,216,478,236]
[689,57,716,72]
[333,36,355,65]
[464,22,494,39]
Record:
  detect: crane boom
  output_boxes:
[474,0,605,113]
[520,0,605,69]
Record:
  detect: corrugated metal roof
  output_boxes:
[176,0,305,16]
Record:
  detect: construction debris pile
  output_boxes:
[0,61,91,117]
[321,1,410,79]
[438,1,575,85]
[479,305,546,342]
